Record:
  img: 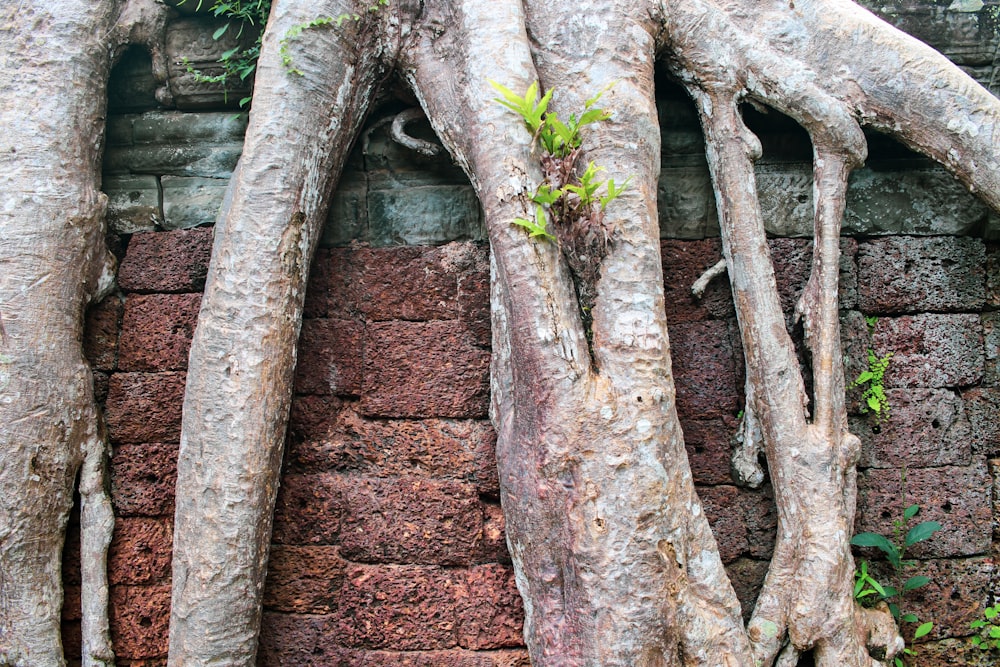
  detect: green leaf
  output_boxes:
[531,185,561,206]
[851,532,900,564]
[903,575,931,591]
[900,613,918,623]
[986,606,999,620]
[905,521,942,547]
[904,504,920,520]
[971,619,987,629]
[511,205,555,242]
[989,626,1000,639]
[914,621,934,639]
[213,23,230,40]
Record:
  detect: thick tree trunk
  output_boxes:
[167,1,398,662]
[0,3,119,665]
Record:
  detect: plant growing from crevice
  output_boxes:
[852,475,941,666]
[279,0,389,75]
[179,0,272,107]
[970,603,1000,652]
[853,317,893,422]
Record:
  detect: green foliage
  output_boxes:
[852,480,942,666]
[971,604,1000,651]
[180,0,271,107]
[279,0,388,75]
[853,348,893,419]
[489,81,628,245]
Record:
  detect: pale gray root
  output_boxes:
[730,381,765,489]
[0,2,120,665]
[78,430,115,667]
[167,0,396,663]
[390,107,442,156]
[690,258,726,300]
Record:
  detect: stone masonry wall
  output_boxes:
[60,4,1000,666]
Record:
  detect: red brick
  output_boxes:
[856,461,992,558]
[698,485,748,564]
[660,238,733,324]
[987,243,999,310]
[670,320,740,419]
[457,564,524,650]
[742,485,778,560]
[108,517,172,585]
[857,236,986,313]
[303,247,363,319]
[110,443,178,517]
[918,637,998,667]
[286,398,498,494]
[356,246,461,321]
[272,473,344,545]
[682,418,738,485]
[362,321,490,418]
[872,314,983,388]
[853,389,972,468]
[84,296,123,371]
[454,245,491,348]
[769,238,859,313]
[339,476,484,566]
[93,370,110,403]
[118,227,213,293]
[476,503,510,564]
[294,318,363,395]
[263,546,346,613]
[118,293,201,371]
[335,564,462,650]
[258,612,343,666]
[109,585,171,659]
[105,372,185,443]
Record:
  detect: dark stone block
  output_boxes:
[872,314,983,388]
[84,296,123,371]
[699,485,748,564]
[271,473,344,546]
[660,239,733,324]
[682,418,738,486]
[670,320,740,419]
[303,247,363,319]
[853,389,972,468]
[857,236,985,313]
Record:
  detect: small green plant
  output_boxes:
[852,482,941,666]
[489,81,628,246]
[279,0,388,75]
[970,603,1000,651]
[853,348,893,419]
[179,0,271,107]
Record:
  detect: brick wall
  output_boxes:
[59,8,1000,666]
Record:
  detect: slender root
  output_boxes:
[691,258,726,299]
[390,107,442,156]
[79,429,115,667]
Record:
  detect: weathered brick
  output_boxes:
[857,236,986,313]
[360,650,531,667]
[357,246,461,321]
[336,564,462,650]
[476,503,510,564]
[294,318,363,396]
[118,294,201,371]
[339,476,484,566]
[454,245,491,348]
[742,485,778,560]
[457,565,524,650]
[660,239,733,324]
[853,389,972,468]
[362,321,490,419]
[856,461,992,558]
[986,243,999,309]
[263,546,346,614]
[868,557,991,643]
[964,388,1000,457]
[699,485,748,563]
[93,370,110,404]
[682,418,738,486]
[84,296,123,371]
[110,443,178,517]
[872,314,983,388]
[109,585,171,659]
[105,372,186,443]
[983,312,999,387]
[670,320,740,419]
[272,473,344,545]
[258,612,342,666]
[117,227,213,293]
[303,247,363,319]
[286,397,499,494]
[918,637,998,667]
[108,517,172,585]
[769,237,859,314]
